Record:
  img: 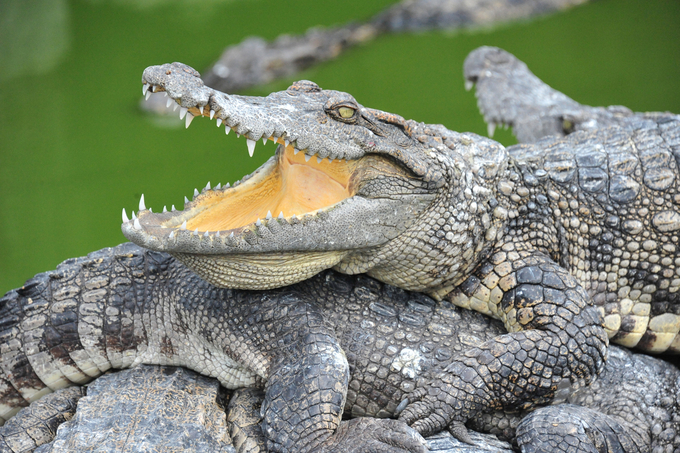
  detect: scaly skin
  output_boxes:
[124,61,678,435]
[1,245,678,452]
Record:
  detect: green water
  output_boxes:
[1,0,679,293]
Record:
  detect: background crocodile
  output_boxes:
[1,244,677,452]
[123,59,679,436]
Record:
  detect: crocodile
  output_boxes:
[124,60,679,436]
[463,46,680,144]
[1,244,678,452]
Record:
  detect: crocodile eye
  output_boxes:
[338,107,355,118]
[561,118,575,135]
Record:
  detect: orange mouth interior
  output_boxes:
[183,145,359,232]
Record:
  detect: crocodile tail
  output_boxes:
[0,243,156,424]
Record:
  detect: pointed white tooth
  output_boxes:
[163,92,168,97]
[262,137,267,145]
[487,122,496,138]
[304,154,311,162]
[134,218,142,230]
[247,139,256,157]
[148,207,152,213]
[184,196,189,205]
[145,91,151,101]
[185,113,194,128]
[209,109,215,120]
[132,211,137,220]
[205,181,211,191]
[328,157,334,163]
[193,188,199,198]
[166,98,173,108]
[181,221,187,230]
[215,183,221,190]
[278,211,284,220]
[216,118,222,127]
[256,218,262,226]
[143,84,150,96]
[230,232,234,238]
[225,127,230,135]
[163,206,167,213]
[199,106,204,115]
[169,230,175,239]
[179,107,188,120]
[172,205,176,211]
[316,156,323,163]
[122,208,129,223]
[203,231,209,238]
[266,210,272,220]
[236,133,240,138]
[225,183,230,188]
[194,228,199,235]
[293,148,299,155]
[284,139,289,147]
[291,214,298,220]
[465,80,474,91]
[139,194,146,211]
[173,104,178,111]
[216,231,220,237]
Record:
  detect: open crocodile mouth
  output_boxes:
[122,68,431,289]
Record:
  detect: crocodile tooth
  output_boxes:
[225,182,230,188]
[142,84,149,96]
[225,127,230,135]
[193,228,199,236]
[328,157,334,163]
[262,137,267,145]
[203,231,209,238]
[184,196,189,205]
[169,230,175,239]
[145,91,151,101]
[216,118,222,127]
[236,133,240,138]
[316,156,323,164]
[278,211,284,220]
[293,148,299,155]
[148,207,152,213]
[166,98,173,108]
[215,183,221,190]
[487,122,496,138]
[304,154,311,162]
[204,181,211,191]
[139,194,146,211]
[181,220,187,230]
[465,80,474,91]
[199,106,204,115]
[209,109,215,120]
[163,92,168,97]
[284,139,289,147]
[185,113,194,128]
[256,218,262,226]
[132,211,137,220]
[216,231,220,237]
[229,232,234,238]
[247,139,256,157]
[179,107,188,120]
[171,205,176,211]
[163,206,167,213]
[193,188,199,198]
[173,104,178,111]
[266,210,272,220]
[134,218,142,230]
[122,208,129,223]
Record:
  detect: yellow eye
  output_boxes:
[338,107,355,118]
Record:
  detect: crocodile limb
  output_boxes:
[463,46,680,143]
[0,243,426,453]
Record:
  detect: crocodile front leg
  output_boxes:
[261,299,427,453]
[399,249,608,441]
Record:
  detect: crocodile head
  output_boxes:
[463,46,635,143]
[123,62,508,294]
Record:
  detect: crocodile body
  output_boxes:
[1,244,679,452]
[123,59,679,436]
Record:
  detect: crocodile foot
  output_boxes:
[315,418,428,453]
